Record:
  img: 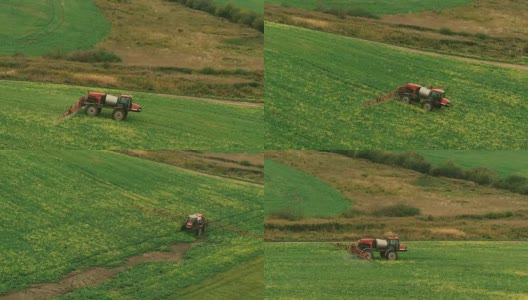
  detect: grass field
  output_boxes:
[0,0,109,56]
[265,159,351,218]
[0,151,263,298]
[265,242,528,299]
[0,80,262,150]
[264,0,473,14]
[214,0,264,12]
[265,23,528,149]
[414,151,528,178]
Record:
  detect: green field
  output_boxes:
[0,151,263,298]
[265,23,528,149]
[0,0,109,56]
[265,242,528,299]
[414,151,528,178]
[0,80,262,150]
[265,159,351,217]
[264,0,472,14]
[214,0,264,13]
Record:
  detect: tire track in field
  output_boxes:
[0,243,195,300]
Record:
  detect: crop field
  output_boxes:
[264,0,472,14]
[265,23,528,149]
[0,0,109,56]
[265,159,351,218]
[0,80,263,150]
[265,242,528,299]
[412,151,528,178]
[214,0,263,12]
[0,151,263,298]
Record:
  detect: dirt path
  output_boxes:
[1,243,194,300]
[150,92,263,107]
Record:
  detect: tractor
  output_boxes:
[398,83,451,111]
[83,93,141,120]
[351,236,407,260]
[181,213,207,236]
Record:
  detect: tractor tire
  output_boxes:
[422,101,433,111]
[364,250,374,260]
[401,95,411,104]
[385,250,398,261]
[86,105,99,116]
[112,109,126,121]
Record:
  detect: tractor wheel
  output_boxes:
[364,250,374,260]
[401,95,411,104]
[112,109,126,121]
[385,250,398,261]
[422,101,433,111]
[86,105,98,116]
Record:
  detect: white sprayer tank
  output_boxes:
[105,94,119,106]
[376,239,388,249]
[418,87,432,98]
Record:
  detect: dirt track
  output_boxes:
[1,243,194,300]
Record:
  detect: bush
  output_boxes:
[269,207,304,221]
[67,50,122,63]
[493,175,528,195]
[465,167,496,185]
[372,204,420,217]
[439,27,455,35]
[430,160,465,179]
[398,152,431,173]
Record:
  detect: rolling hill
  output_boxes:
[0,0,109,56]
[0,80,263,150]
[265,159,351,218]
[265,23,528,149]
[0,151,263,299]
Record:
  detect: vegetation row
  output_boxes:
[168,0,264,32]
[328,150,528,195]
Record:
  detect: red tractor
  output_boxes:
[181,213,207,236]
[82,93,142,120]
[398,83,451,111]
[351,236,407,261]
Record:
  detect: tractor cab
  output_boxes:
[119,95,141,112]
[386,236,408,252]
[181,213,207,236]
[431,89,451,107]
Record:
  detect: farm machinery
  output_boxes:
[181,213,207,236]
[363,83,451,111]
[58,92,142,121]
[350,237,407,261]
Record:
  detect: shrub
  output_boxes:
[67,50,122,63]
[372,204,420,217]
[398,152,431,173]
[465,167,496,185]
[493,175,528,195]
[430,160,465,179]
[439,27,455,35]
[269,207,304,221]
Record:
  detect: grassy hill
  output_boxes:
[0,151,263,298]
[265,23,528,149]
[414,151,528,178]
[264,0,473,14]
[0,0,109,56]
[265,159,351,218]
[265,242,528,299]
[0,80,263,150]
[265,151,528,241]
